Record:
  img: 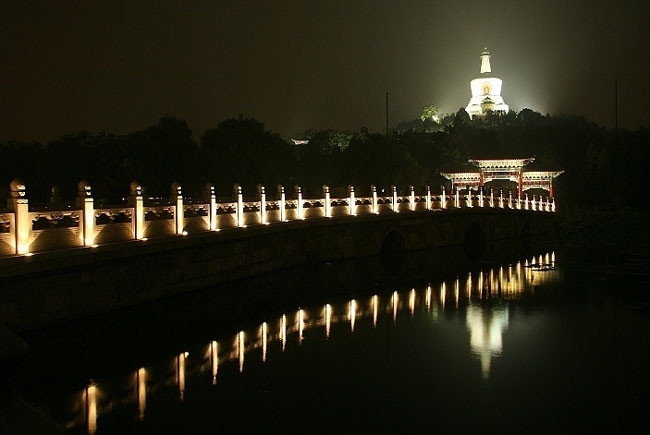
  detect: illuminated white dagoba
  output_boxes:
[466,48,509,118]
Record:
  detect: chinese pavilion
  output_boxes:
[440,157,564,198]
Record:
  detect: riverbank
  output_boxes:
[554,210,650,282]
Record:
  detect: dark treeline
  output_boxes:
[1,109,648,211]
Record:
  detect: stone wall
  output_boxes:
[0,208,558,332]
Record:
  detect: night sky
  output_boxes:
[1,1,648,143]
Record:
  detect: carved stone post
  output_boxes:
[203,183,217,231]
[348,185,356,216]
[8,179,29,255]
[278,185,286,221]
[171,182,184,234]
[426,185,431,211]
[295,185,303,220]
[371,185,378,214]
[130,181,144,239]
[77,180,95,246]
[323,185,331,218]
[258,184,267,225]
[233,183,243,227]
[409,185,415,211]
[391,185,397,213]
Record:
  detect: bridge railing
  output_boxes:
[0,179,555,257]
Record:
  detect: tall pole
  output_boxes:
[614,81,618,146]
[385,92,389,136]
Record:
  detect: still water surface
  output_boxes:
[19,249,650,434]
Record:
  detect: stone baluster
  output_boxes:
[258,185,267,225]
[77,180,95,246]
[278,185,286,222]
[234,183,243,227]
[296,185,303,220]
[8,179,29,255]
[323,185,331,218]
[129,182,145,239]
[391,185,398,213]
[371,185,378,214]
[203,183,217,231]
[171,182,184,234]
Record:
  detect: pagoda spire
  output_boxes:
[480,47,491,74]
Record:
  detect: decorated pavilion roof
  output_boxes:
[468,157,535,169]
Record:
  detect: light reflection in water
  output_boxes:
[136,368,146,420]
[63,252,559,433]
[177,352,187,400]
[280,315,287,351]
[210,341,218,385]
[392,291,399,323]
[85,383,97,435]
[425,285,431,312]
[238,331,244,372]
[372,296,378,327]
[466,305,509,379]
[298,310,305,344]
[325,304,332,338]
[261,322,268,362]
[349,300,357,332]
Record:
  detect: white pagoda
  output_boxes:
[465,48,509,118]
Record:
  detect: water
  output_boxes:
[16,247,650,434]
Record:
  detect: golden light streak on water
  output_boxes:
[281,315,287,351]
[325,304,332,338]
[211,341,218,385]
[455,278,459,308]
[467,273,472,298]
[392,291,398,323]
[425,285,431,312]
[86,383,97,435]
[136,368,146,420]
[177,353,186,400]
[409,289,416,317]
[261,323,267,362]
[298,309,305,344]
[238,331,245,372]
[349,299,357,332]
[372,295,378,327]
[478,272,484,298]
[440,282,446,309]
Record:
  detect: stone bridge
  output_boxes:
[0,180,559,331]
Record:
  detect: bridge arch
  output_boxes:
[378,229,408,275]
[463,221,486,261]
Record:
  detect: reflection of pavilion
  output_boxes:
[466,304,509,379]
[441,157,564,198]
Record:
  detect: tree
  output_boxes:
[201,116,294,197]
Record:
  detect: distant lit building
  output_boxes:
[465,48,509,118]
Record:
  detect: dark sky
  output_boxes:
[1,0,648,142]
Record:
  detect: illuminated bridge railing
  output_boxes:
[0,179,556,257]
